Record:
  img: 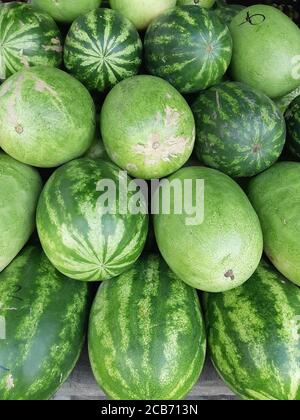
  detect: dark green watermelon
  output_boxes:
[64,8,142,92]
[88,254,206,400]
[205,259,300,400]
[286,96,300,158]
[0,3,62,80]
[192,81,286,177]
[0,245,89,400]
[214,3,245,25]
[144,5,233,94]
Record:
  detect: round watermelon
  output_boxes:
[89,254,206,400]
[192,81,286,177]
[248,161,300,287]
[0,152,42,272]
[144,6,233,94]
[0,3,62,80]
[286,96,300,158]
[205,259,300,400]
[229,5,300,99]
[177,0,216,8]
[36,158,148,282]
[101,75,195,179]
[64,8,142,93]
[31,0,103,23]
[153,166,263,292]
[109,0,177,30]
[214,3,245,25]
[0,245,89,400]
[0,66,96,168]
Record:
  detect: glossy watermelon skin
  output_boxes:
[64,8,142,93]
[36,158,148,282]
[0,152,42,272]
[286,96,300,158]
[88,254,206,400]
[0,3,62,80]
[248,161,300,287]
[192,81,286,177]
[205,259,300,400]
[144,6,232,94]
[0,245,89,400]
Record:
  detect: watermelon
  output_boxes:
[153,166,263,292]
[36,158,148,282]
[0,245,89,400]
[0,66,96,168]
[88,254,206,400]
[214,3,245,25]
[192,81,286,177]
[144,6,232,94]
[248,161,300,287]
[275,85,300,114]
[64,8,142,93]
[101,75,195,179]
[31,0,103,23]
[83,135,108,160]
[109,0,177,30]
[0,3,62,81]
[0,153,42,272]
[229,5,300,99]
[177,0,216,8]
[205,259,300,400]
[286,96,300,158]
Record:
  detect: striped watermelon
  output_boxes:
[214,3,245,25]
[31,0,103,23]
[0,66,96,168]
[192,81,286,177]
[88,254,206,400]
[64,8,142,93]
[248,162,300,287]
[0,3,62,81]
[177,0,216,8]
[101,75,195,179]
[286,96,300,158]
[154,166,263,292]
[36,158,148,282]
[144,6,233,94]
[275,86,300,114]
[0,245,89,400]
[0,152,42,272]
[205,259,300,400]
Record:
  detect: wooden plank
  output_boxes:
[53,347,237,400]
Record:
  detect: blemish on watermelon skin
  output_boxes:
[225,269,235,281]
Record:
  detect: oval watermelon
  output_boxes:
[0,66,96,168]
[36,158,148,282]
[0,245,89,400]
[109,0,177,30]
[144,6,233,94]
[154,166,263,292]
[88,254,206,400]
[101,75,195,179]
[229,5,300,98]
[0,152,42,272]
[0,3,62,81]
[64,8,142,93]
[248,161,300,287]
[286,96,300,159]
[205,259,300,400]
[31,0,103,23]
[192,81,286,177]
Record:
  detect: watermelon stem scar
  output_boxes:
[225,269,235,281]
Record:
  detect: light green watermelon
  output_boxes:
[0,66,96,168]
[89,254,206,400]
[154,166,263,292]
[109,0,177,30]
[248,161,300,287]
[101,75,195,179]
[0,152,42,272]
[229,5,300,98]
[205,259,300,400]
[36,158,148,282]
[0,3,62,80]
[31,0,103,23]
[0,245,89,400]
